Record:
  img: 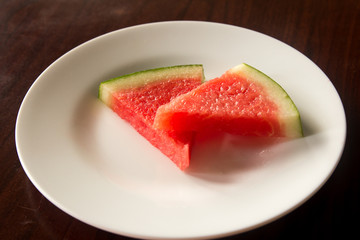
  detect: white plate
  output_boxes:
[15,21,346,239]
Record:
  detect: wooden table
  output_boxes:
[1,0,359,239]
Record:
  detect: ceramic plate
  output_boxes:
[15,21,346,239]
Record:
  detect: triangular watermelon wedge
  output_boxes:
[99,65,204,170]
[154,63,303,138]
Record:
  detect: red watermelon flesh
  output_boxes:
[154,63,303,138]
[99,65,204,170]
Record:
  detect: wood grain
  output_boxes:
[1,0,359,239]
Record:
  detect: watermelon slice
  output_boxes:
[99,65,204,170]
[154,63,303,138]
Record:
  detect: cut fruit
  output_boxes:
[154,63,303,138]
[99,65,204,170]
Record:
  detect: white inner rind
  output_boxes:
[229,63,303,137]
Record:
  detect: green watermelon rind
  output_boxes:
[230,63,303,137]
[99,64,204,106]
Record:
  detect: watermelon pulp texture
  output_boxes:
[99,65,204,170]
[154,63,303,138]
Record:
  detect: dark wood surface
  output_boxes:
[1,0,359,239]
